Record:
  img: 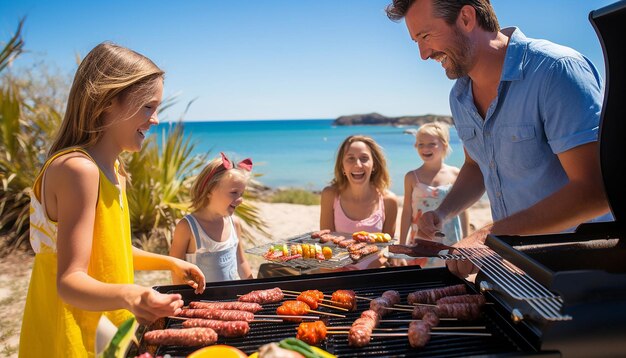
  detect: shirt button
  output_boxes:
[485,131,491,137]
[496,191,502,198]
[512,135,517,140]
[489,160,495,168]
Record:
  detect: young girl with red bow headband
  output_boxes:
[170,152,254,282]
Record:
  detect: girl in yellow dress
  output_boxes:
[19,42,206,357]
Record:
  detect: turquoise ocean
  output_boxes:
[153,119,464,196]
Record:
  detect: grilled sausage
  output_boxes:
[181,319,250,338]
[178,308,254,322]
[369,297,390,316]
[349,244,379,261]
[408,321,431,348]
[347,242,368,253]
[189,301,263,313]
[348,325,372,347]
[381,290,401,306]
[411,303,481,320]
[359,309,381,325]
[421,311,440,327]
[319,233,336,243]
[437,294,486,306]
[338,239,357,248]
[143,327,218,346]
[407,284,467,304]
[238,287,284,304]
[311,229,331,239]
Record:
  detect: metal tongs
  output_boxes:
[388,236,466,260]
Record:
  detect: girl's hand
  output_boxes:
[170,259,206,294]
[124,285,184,325]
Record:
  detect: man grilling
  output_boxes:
[385,0,613,277]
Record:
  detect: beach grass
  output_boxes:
[268,188,321,205]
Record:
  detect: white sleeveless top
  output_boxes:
[183,214,241,282]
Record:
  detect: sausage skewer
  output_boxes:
[143,327,218,347]
[407,284,468,305]
[181,319,250,338]
[300,326,491,347]
[191,300,263,313]
[174,308,320,322]
[238,287,284,304]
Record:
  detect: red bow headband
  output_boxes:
[199,152,253,193]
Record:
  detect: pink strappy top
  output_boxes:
[333,195,385,233]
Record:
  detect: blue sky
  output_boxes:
[0,0,616,121]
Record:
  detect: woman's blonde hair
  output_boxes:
[416,122,452,156]
[48,42,164,173]
[189,156,249,211]
[331,135,391,193]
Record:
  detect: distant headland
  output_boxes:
[333,112,453,126]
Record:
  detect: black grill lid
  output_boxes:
[590,0,626,230]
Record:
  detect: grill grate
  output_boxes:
[458,247,572,322]
[134,268,535,357]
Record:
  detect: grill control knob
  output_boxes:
[511,309,524,323]
[479,281,494,292]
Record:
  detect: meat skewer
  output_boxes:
[181,319,250,338]
[143,327,218,347]
[412,303,482,321]
[176,308,320,322]
[369,290,414,316]
[436,294,487,306]
[330,289,357,311]
[407,284,468,305]
[338,326,492,348]
[277,300,346,319]
[238,287,284,304]
[283,289,355,311]
[282,290,349,312]
[191,300,263,313]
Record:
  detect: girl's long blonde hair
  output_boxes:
[48,42,164,175]
[331,135,391,193]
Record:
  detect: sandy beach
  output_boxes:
[0,199,491,356]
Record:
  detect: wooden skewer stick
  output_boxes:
[322,325,486,331]
[358,295,437,307]
[307,309,346,318]
[325,331,492,337]
[169,316,286,323]
[380,306,414,313]
[379,318,458,322]
[256,314,320,320]
[282,293,349,311]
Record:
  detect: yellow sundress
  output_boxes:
[19,148,134,357]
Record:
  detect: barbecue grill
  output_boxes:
[129,2,626,357]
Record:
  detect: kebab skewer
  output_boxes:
[175,308,320,322]
[277,300,346,321]
[283,290,349,311]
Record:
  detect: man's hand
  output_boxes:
[446,226,491,278]
[416,210,443,241]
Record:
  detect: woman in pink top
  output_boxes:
[321,135,398,237]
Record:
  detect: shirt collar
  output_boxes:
[501,27,529,82]
[451,27,529,102]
